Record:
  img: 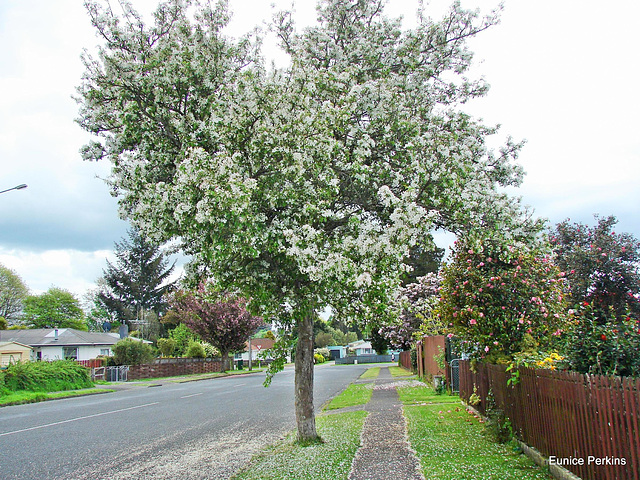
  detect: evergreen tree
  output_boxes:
[98,229,178,330]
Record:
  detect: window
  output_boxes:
[100,349,110,356]
[63,347,78,360]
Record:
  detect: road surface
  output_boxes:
[0,363,367,479]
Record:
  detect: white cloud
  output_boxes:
[0,248,115,297]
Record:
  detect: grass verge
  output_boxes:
[359,367,380,379]
[0,388,113,407]
[398,385,551,480]
[389,366,414,377]
[232,410,367,480]
[324,383,372,410]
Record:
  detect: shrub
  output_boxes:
[168,323,199,356]
[3,360,93,393]
[315,347,330,361]
[157,337,177,357]
[439,238,568,363]
[563,303,640,376]
[185,341,206,358]
[112,338,155,365]
[0,370,7,395]
[201,341,220,358]
[314,353,326,364]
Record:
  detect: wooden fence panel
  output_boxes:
[458,361,639,480]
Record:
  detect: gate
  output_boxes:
[449,359,462,393]
[93,365,129,382]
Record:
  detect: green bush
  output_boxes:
[201,341,220,358]
[315,347,330,361]
[0,369,7,394]
[3,360,93,393]
[157,337,177,357]
[112,338,155,365]
[185,341,206,358]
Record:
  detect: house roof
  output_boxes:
[244,338,275,351]
[0,341,33,350]
[0,329,122,347]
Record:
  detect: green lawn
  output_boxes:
[232,411,367,480]
[398,386,551,480]
[389,365,414,377]
[359,367,380,379]
[324,383,372,410]
[0,388,113,407]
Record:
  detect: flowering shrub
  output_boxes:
[550,216,640,318]
[380,273,443,350]
[550,217,640,376]
[439,239,568,363]
[562,303,640,376]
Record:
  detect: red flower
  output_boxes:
[600,334,607,341]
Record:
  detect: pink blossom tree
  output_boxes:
[381,273,443,350]
[168,284,263,371]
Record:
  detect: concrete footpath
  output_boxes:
[348,367,425,480]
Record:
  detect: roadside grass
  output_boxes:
[359,367,380,379]
[389,365,414,377]
[398,385,551,480]
[0,388,113,407]
[232,410,367,480]
[324,383,372,410]
[133,368,265,383]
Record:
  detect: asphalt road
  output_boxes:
[0,363,367,479]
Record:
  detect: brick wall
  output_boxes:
[128,358,223,380]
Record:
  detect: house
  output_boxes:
[0,341,33,367]
[234,337,277,364]
[0,328,124,362]
[327,345,347,360]
[348,340,374,356]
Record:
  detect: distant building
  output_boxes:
[0,341,33,366]
[234,337,277,364]
[0,328,124,361]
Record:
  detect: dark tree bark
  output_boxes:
[294,312,318,442]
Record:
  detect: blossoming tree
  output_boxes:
[168,285,263,372]
[380,273,442,350]
[77,0,530,441]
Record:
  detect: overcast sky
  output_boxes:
[1,0,639,299]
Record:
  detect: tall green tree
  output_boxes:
[0,264,29,325]
[98,229,178,330]
[78,0,531,441]
[23,287,87,330]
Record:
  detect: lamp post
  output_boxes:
[0,184,27,195]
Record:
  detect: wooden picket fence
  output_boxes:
[459,361,640,480]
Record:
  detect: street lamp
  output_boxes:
[0,184,27,195]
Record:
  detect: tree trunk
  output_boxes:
[295,311,319,442]
[221,350,230,372]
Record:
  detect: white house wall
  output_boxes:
[37,346,112,361]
